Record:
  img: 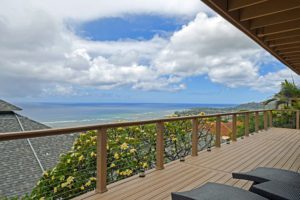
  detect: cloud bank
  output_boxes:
[0,0,298,98]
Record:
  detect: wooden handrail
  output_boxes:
[297,110,300,130]
[96,128,107,193]
[232,114,237,141]
[156,122,164,170]
[269,111,273,127]
[255,111,259,132]
[0,108,298,195]
[264,111,268,130]
[0,109,275,141]
[244,113,249,137]
[191,118,198,156]
[215,116,221,147]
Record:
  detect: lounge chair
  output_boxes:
[171,182,267,200]
[232,167,300,187]
[250,180,300,200]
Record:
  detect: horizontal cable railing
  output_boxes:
[0,109,299,199]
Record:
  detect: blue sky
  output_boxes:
[0,0,298,104]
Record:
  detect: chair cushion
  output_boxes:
[232,167,300,187]
[171,182,267,200]
[251,180,300,200]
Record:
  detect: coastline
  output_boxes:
[17,102,237,128]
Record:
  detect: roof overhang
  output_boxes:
[202,0,300,75]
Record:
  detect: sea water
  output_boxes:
[18,102,235,128]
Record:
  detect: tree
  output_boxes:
[264,80,300,109]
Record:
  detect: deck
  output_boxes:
[79,128,300,200]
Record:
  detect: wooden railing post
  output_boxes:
[296,110,300,130]
[156,122,164,170]
[269,111,273,128]
[191,118,198,156]
[255,111,259,132]
[245,113,249,136]
[215,116,221,147]
[264,111,268,130]
[96,128,108,193]
[232,114,237,141]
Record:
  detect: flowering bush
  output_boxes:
[272,111,296,128]
[18,116,214,199]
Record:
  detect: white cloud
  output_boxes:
[0,1,298,98]
[152,13,299,92]
[0,0,210,23]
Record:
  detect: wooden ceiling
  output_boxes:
[202,0,300,74]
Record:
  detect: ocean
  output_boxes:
[18,102,236,128]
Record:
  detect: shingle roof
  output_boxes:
[0,104,76,198]
[0,100,22,112]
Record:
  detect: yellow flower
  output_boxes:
[78,155,84,161]
[51,176,55,181]
[90,177,97,181]
[130,148,136,153]
[135,127,140,131]
[125,169,133,176]
[106,144,109,150]
[114,153,119,160]
[67,159,71,164]
[90,152,96,157]
[39,197,45,200]
[80,185,85,190]
[85,180,91,187]
[120,142,128,150]
[171,137,177,142]
[61,182,68,188]
[117,127,124,131]
[53,187,57,193]
[199,112,205,116]
[110,163,116,167]
[66,176,74,184]
[43,171,48,177]
[142,162,148,169]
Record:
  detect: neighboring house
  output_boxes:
[210,121,243,138]
[0,100,76,198]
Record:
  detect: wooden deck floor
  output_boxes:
[79,128,300,200]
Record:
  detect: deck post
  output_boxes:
[255,111,259,132]
[269,111,273,127]
[156,122,164,170]
[245,113,249,136]
[215,116,221,147]
[296,110,300,130]
[264,111,268,130]
[232,114,237,141]
[191,118,198,156]
[96,128,108,193]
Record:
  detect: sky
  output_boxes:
[0,0,299,104]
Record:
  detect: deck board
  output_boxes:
[80,128,300,200]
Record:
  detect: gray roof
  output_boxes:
[0,100,22,112]
[0,106,76,198]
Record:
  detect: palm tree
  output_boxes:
[264,80,300,109]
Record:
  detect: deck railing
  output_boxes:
[0,109,299,199]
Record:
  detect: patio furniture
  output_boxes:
[171,182,267,200]
[250,180,300,200]
[232,167,300,187]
